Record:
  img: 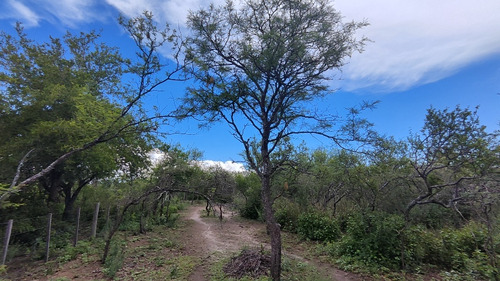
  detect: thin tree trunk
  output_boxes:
[262,174,281,281]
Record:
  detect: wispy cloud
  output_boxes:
[2,0,499,93]
[1,0,107,28]
[105,0,154,19]
[43,0,104,27]
[335,0,500,92]
[1,0,40,27]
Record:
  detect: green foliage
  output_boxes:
[327,215,498,279]
[57,240,101,263]
[235,173,262,220]
[0,22,155,213]
[240,195,262,220]
[333,212,405,270]
[404,221,498,279]
[103,239,126,278]
[406,106,498,218]
[296,212,340,242]
[274,199,301,233]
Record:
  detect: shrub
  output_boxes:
[239,195,262,220]
[333,212,405,270]
[296,212,340,242]
[403,224,447,267]
[274,199,301,233]
[103,239,125,278]
[404,221,498,279]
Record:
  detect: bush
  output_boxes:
[333,212,405,270]
[296,212,340,242]
[274,199,301,233]
[404,224,446,267]
[239,198,262,220]
[404,221,498,279]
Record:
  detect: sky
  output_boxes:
[1,0,499,170]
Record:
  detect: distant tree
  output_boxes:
[352,138,412,214]
[182,0,369,278]
[293,149,358,215]
[405,106,499,220]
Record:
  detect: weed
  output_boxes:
[103,239,125,278]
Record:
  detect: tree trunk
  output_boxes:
[62,178,91,221]
[261,174,281,281]
[62,196,76,221]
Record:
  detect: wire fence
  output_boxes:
[0,202,112,265]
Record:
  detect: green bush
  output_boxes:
[404,221,498,279]
[333,212,405,270]
[274,199,301,232]
[235,173,262,220]
[239,195,262,220]
[404,224,447,267]
[296,212,340,242]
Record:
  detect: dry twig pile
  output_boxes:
[223,249,271,279]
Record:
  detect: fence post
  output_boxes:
[91,202,100,238]
[2,219,13,265]
[73,207,81,246]
[45,213,52,262]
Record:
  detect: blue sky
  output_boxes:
[1,0,499,167]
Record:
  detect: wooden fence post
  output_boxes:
[91,202,100,238]
[45,213,52,262]
[73,207,81,246]
[2,219,13,265]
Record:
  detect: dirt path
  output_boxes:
[179,204,363,281]
[180,205,266,280]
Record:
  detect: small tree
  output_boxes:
[183,0,369,279]
[406,106,499,219]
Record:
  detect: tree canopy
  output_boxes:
[0,11,185,209]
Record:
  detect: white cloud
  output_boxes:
[106,0,500,92]
[105,0,154,19]
[3,0,40,26]
[146,150,246,173]
[43,0,102,27]
[4,0,499,92]
[196,160,247,173]
[105,0,224,27]
[2,0,106,28]
[147,149,166,166]
[334,0,500,92]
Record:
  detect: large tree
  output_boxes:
[0,12,186,208]
[183,0,369,279]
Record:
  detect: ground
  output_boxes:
[2,203,368,280]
